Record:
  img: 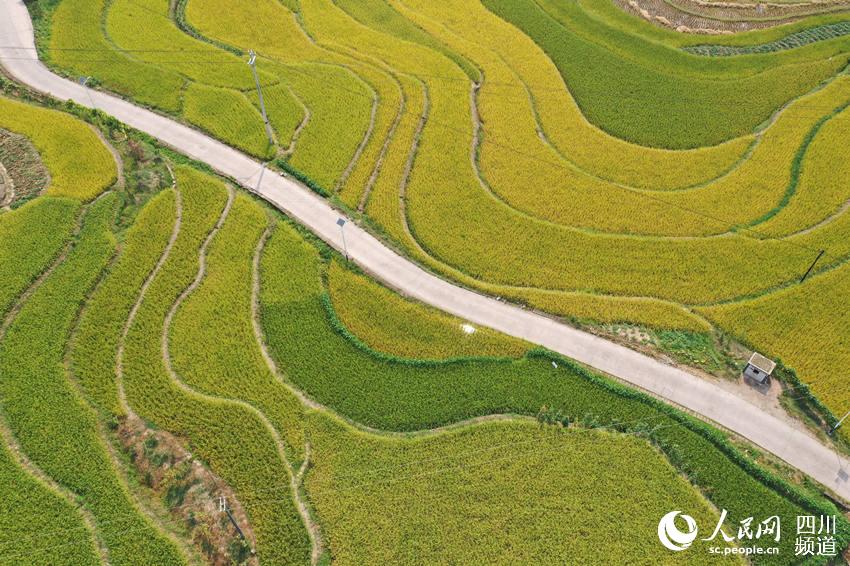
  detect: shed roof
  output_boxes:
[747,352,776,375]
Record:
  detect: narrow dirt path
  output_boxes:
[155,185,317,560]
[115,171,181,416]
[280,87,311,158]
[249,221,538,442]
[114,176,258,563]
[0,202,108,563]
[335,77,378,193]
[358,71,406,212]
[60,183,197,564]
[398,79,431,253]
[786,196,850,237]
[88,124,125,193]
[251,224,323,565]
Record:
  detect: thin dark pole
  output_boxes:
[225,508,246,540]
[800,250,825,283]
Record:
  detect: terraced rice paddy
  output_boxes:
[1,89,849,563]
[0,97,115,200]
[617,0,850,33]
[5,0,850,562]
[31,0,850,429]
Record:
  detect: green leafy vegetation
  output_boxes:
[687,21,850,56]
[0,193,185,565]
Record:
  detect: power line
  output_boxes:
[3,34,847,259]
[5,41,850,100]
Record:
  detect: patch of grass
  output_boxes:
[653,329,740,376]
[0,128,50,203]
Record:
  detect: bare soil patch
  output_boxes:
[117,414,258,566]
[616,0,850,33]
[0,128,50,206]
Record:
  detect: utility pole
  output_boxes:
[78,76,96,110]
[247,50,275,146]
[218,496,246,540]
[829,410,850,435]
[800,250,825,283]
[337,218,349,261]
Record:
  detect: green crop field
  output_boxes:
[5,0,850,562]
[327,260,530,360]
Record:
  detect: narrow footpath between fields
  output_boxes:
[1,0,847,504]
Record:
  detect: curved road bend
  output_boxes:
[2,0,848,503]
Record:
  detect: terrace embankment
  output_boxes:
[616,0,850,33]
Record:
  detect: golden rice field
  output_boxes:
[1,85,849,564]
[0,97,115,201]
[30,0,850,434]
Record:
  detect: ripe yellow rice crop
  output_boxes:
[0,97,115,201]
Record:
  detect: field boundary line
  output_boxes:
[333,67,378,193]
[280,86,311,158]
[251,223,323,565]
[156,184,314,558]
[0,199,108,563]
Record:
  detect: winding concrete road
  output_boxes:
[2,0,848,503]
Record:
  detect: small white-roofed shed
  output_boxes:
[743,352,777,385]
